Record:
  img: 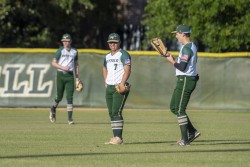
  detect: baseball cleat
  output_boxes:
[110,136,123,145]
[105,137,114,145]
[49,107,56,123]
[105,137,123,145]
[176,138,184,144]
[188,130,201,142]
[68,119,74,125]
[176,139,190,146]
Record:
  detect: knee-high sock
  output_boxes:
[187,116,196,134]
[178,115,188,143]
[52,101,59,108]
[111,119,124,139]
[67,104,73,120]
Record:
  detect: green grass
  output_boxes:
[0,108,250,167]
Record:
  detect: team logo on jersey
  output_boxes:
[107,59,119,63]
[125,59,131,65]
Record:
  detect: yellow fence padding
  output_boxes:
[0,48,249,57]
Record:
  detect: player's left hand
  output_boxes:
[75,78,84,92]
[62,66,70,71]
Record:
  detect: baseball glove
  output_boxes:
[151,38,168,57]
[76,79,84,92]
[115,84,130,94]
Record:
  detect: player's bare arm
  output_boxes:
[166,54,175,64]
[51,58,70,71]
[74,61,79,79]
[102,66,108,87]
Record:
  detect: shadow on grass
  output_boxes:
[54,121,175,125]
[1,148,250,159]
[192,140,250,146]
[126,139,250,145]
[126,140,175,144]
[55,122,109,125]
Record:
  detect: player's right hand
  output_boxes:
[62,66,70,71]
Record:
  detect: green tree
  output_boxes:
[0,0,93,47]
[142,0,250,52]
[77,0,126,49]
[0,0,125,48]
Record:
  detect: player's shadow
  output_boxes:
[190,140,250,146]
[125,140,175,145]
[55,122,109,125]
[56,121,176,125]
[1,148,250,159]
[126,139,250,145]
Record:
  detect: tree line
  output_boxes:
[0,0,249,52]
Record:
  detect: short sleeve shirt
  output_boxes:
[54,47,78,72]
[103,49,131,85]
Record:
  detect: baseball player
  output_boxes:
[165,24,200,146]
[103,33,131,145]
[49,33,79,125]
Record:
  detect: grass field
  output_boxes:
[0,108,249,167]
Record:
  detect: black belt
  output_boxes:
[58,71,74,75]
[107,85,115,87]
[107,82,130,87]
[177,74,199,80]
[177,75,195,78]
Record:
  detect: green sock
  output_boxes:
[187,116,196,133]
[68,111,73,120]
[113,129,123,139]
[67,103,73,120]
[178,115,189,143]
[179,124,188,143]
[111,120,124,139]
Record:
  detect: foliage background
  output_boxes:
[0,0,249,52]
[143,0,250,52]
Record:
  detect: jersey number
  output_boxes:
[114,64,118,70]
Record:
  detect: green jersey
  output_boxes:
[176,42,197,76]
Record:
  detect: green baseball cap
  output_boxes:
[61,33,72,41]
[171,24,191,34]
[107,33,120,43]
